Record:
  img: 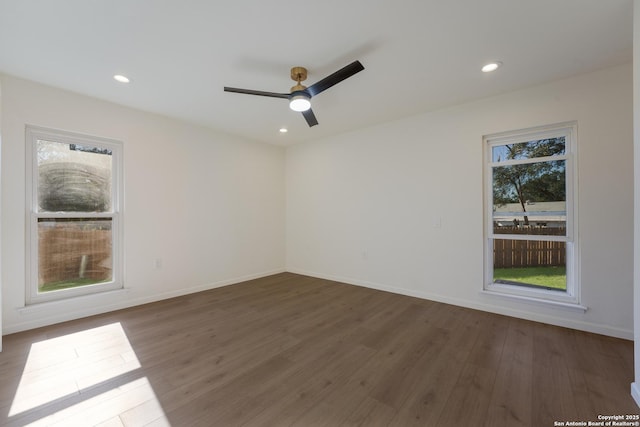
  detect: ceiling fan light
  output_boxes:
[289,94,311,112]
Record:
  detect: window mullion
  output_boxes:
[35,212,115,219]
[489,153,568,168]
[490,234,568,242]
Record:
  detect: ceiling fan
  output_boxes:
[224,60,364,127]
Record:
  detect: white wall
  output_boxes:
[1,74,286,334]
[287,63,634,339]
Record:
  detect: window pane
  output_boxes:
[37,139,112,212]
[492,160,566,235]
[38,218,113,293]
[492,238,566,291]
[491,137,565,163]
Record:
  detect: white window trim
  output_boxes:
[483,122,581,308]
[25,125,124,305]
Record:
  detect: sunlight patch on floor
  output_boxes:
[8,322,168,426]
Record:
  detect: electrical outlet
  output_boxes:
[433,216,441,228]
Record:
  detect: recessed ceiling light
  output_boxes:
[482,62,502,73]
[113,74,130,83]
[279,128,288,133]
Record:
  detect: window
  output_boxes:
[484,122,578,305]
[26,126,123,304]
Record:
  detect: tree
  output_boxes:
[492,138,565,226]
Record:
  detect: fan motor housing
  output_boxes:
[290,67,308,82]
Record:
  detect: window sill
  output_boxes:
[18,288,129,314]
[480,289,588,313]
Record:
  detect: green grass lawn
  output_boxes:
[493,266,566,290]
[39,278,109,293]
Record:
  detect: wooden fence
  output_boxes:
[493,226,565,268]
[38,223,112,286]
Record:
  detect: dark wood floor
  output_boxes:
[0,272,637,426]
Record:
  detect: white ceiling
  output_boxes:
[0,0,633,146]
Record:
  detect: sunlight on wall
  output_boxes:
[8,322,168,426]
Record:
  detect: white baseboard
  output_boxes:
[286,267,633,340]
[3,268,286,335]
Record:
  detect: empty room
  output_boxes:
[0,0,639,426]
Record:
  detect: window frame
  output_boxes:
[26,125,124,305]
[483,122,579,306]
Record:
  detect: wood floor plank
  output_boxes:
[368,323,447,409]
[0,272,636,427]
[384,324,480,425]
[436,362,499,425]
[338,397,397,427]
[532,324,584,426]
[483,318,534,427]
[207,343,376,427]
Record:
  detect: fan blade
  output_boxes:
[306,60,364,97]
[224,87,289,99]
[302,108,319,127]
